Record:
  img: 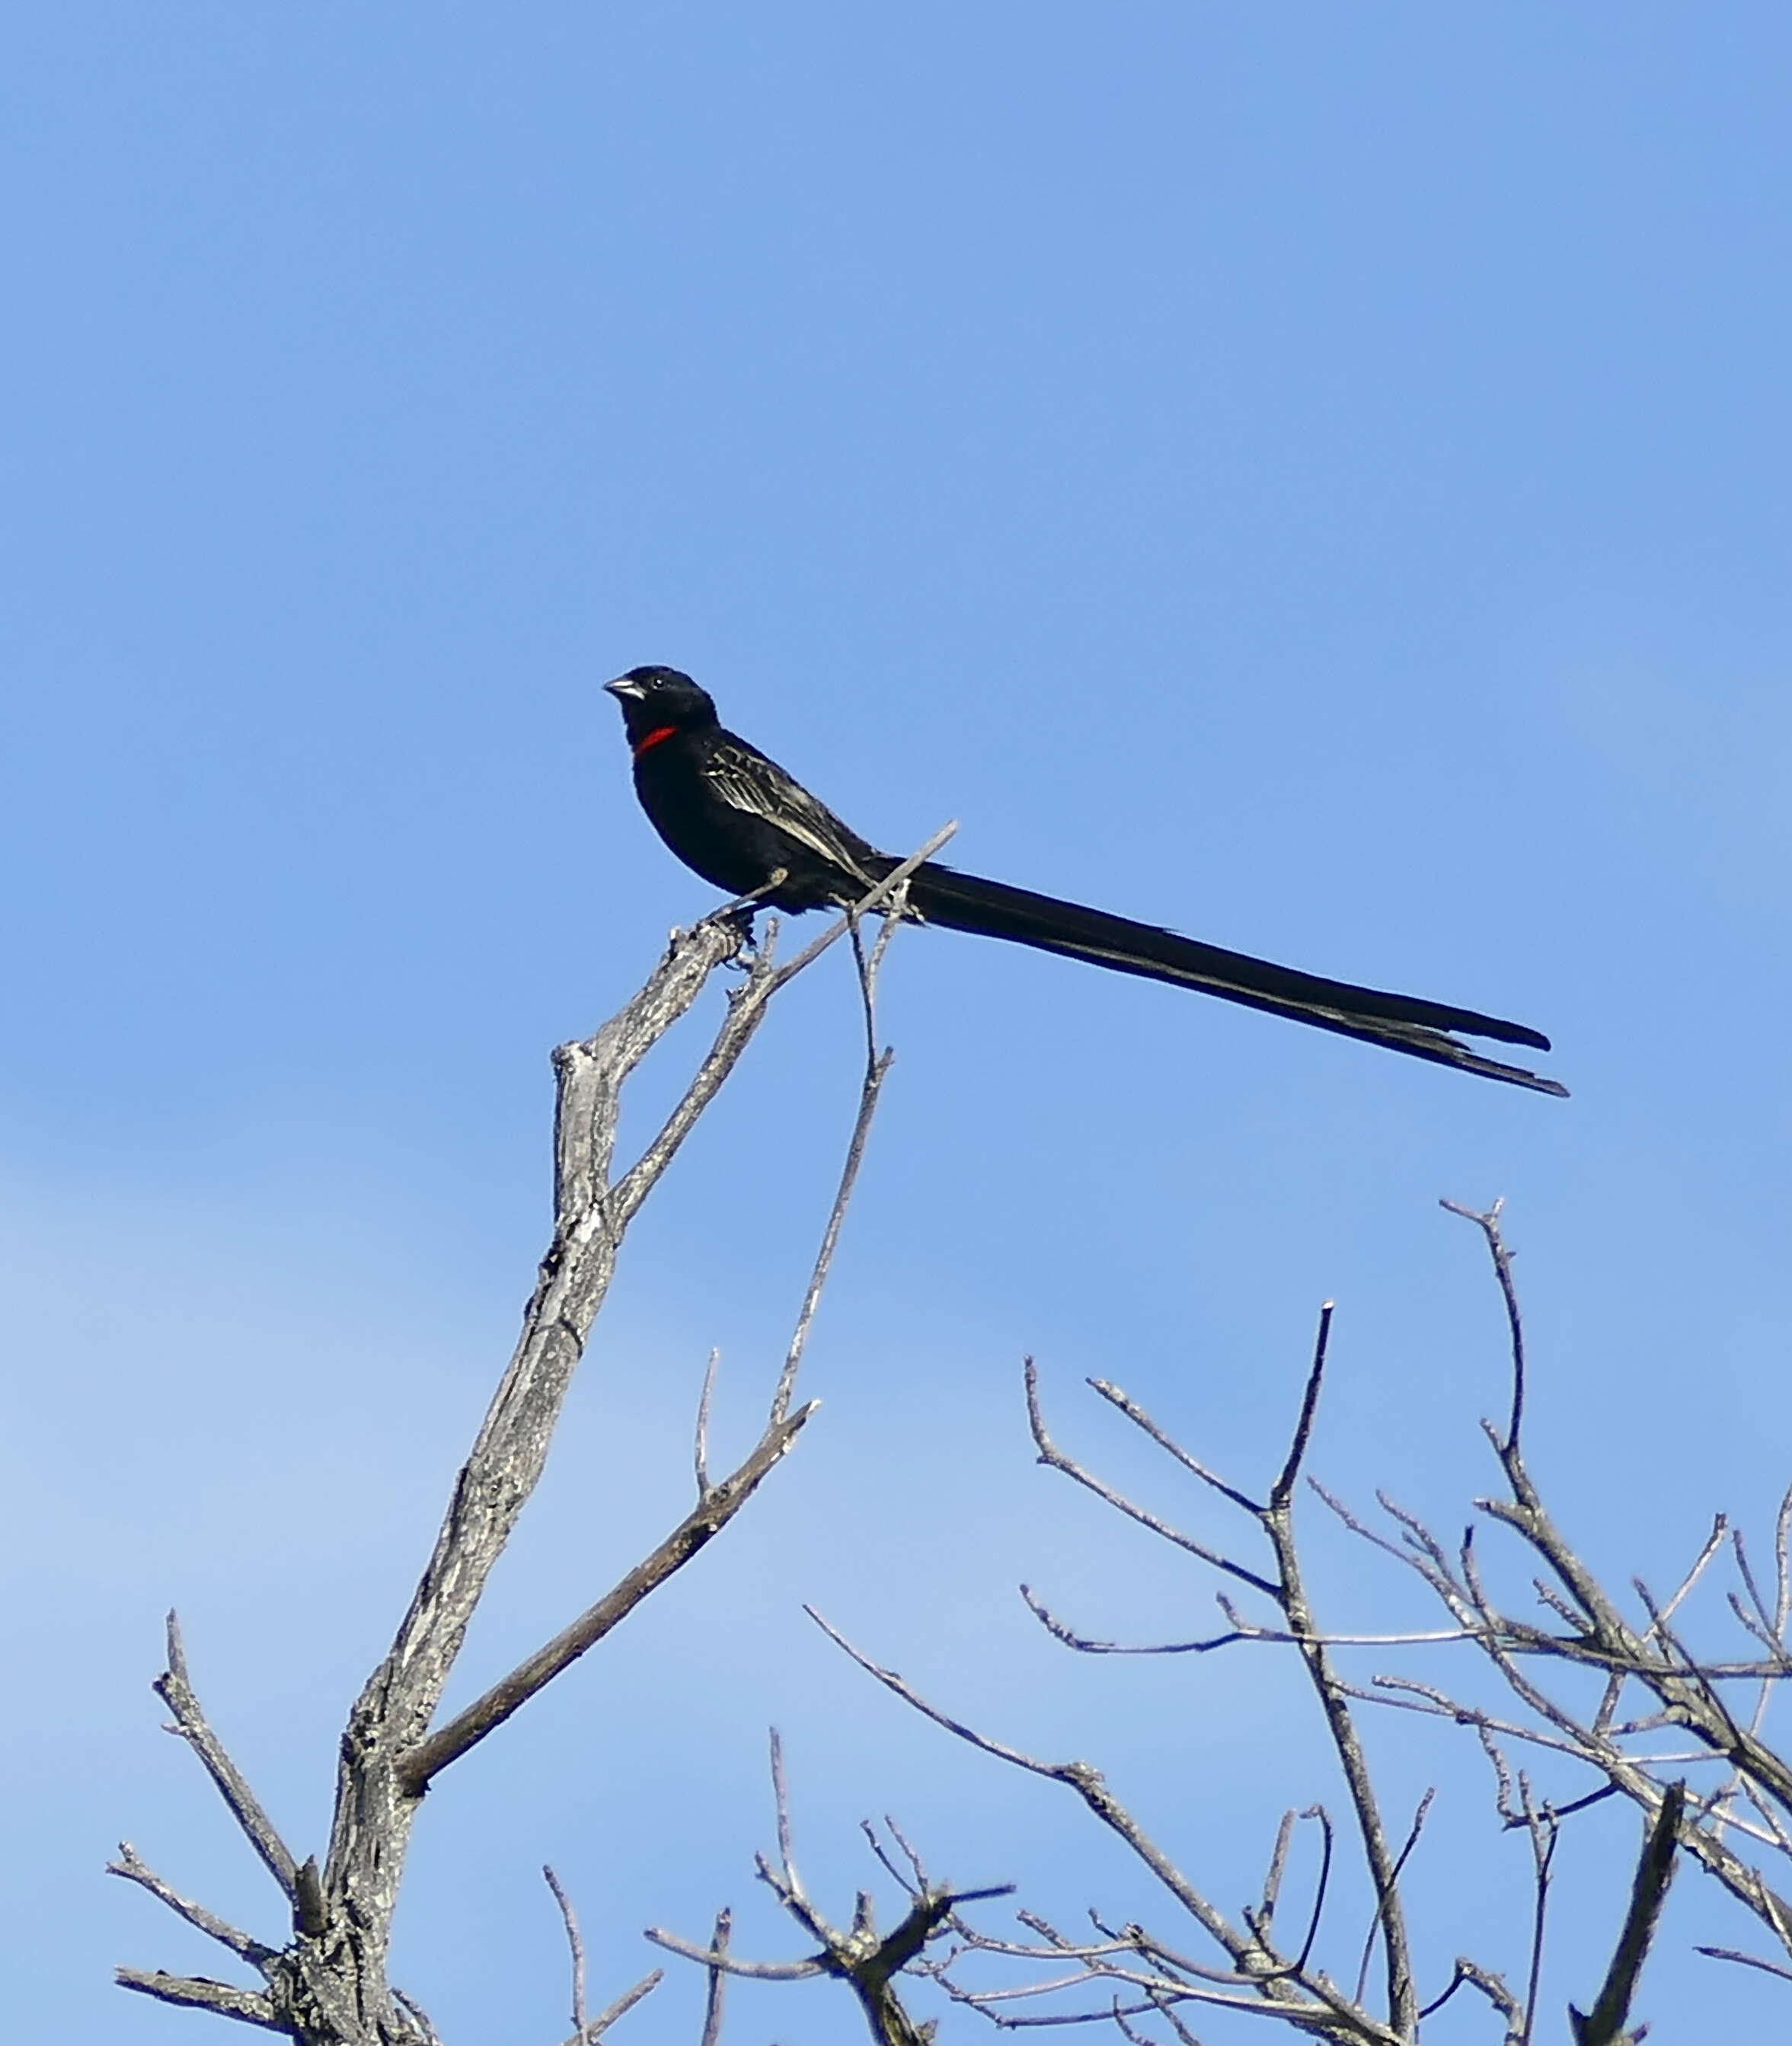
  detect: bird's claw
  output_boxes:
[710,867,790,963]
[716,900,762,964]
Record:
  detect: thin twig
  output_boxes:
[759,828,956,1000]
[1021,1582,1475,1658]
[1519,1789,1557,2046]
[1440,1198,1525,1453]
[862,1822,918,1899]
[612,827,953,1227]
[1291,1806,1333,1975]
[1270,1304,1332,1509]
[769,881,909,1426]
[804,1606,1403,2040]
[155,1613,299,1904]
[640,1927,821,1981]
[394,1986,443,2045]
[1259,1307,1417,2035]
[1084,1379,1263,1518]
[1353,1791,1431,2005]
[1419,1958,1522,2038]
[1696,1944,1792,1984]
[1775,1483,1792,1639]
[1254,1811,1296,1938]
[1568,1782,1684,2046]
[107,1843,276,1968]
[771,1727,799,1895]
[115,1970,282,2029]
[694,1349,720,1499]
[544,1865,587,2038]
[399,1402,818,1789]
[1024,1362,1277,1598]
[579,1969,663,2043]
[698,1907,731,2046]
[1643,1518,1727,1644]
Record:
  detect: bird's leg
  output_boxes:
[712,869,790,962]
[719,904,760,960]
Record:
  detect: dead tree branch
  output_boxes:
[805,1211,1761,2040]
[698,1907,731,2046]
[397,1399,819,1789]
[116,840,946,2044]
[805,1609,1408,2044]
[116,1970,283,2030]
[109,1841,278,1969]
[1308,1202,1792,1978]
[1570,1783,1685,2046]
[155,1611,300,1904]
[648,1731,1011,2046]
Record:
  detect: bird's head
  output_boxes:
[604,666,718,748]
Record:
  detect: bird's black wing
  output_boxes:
[701,732,886,892]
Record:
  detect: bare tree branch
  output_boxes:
[116,1971,283,2030]
[803,1607,1407,2044]
[1270,1303,1333,1509]
[1438,1198,1525,1452]
[653,1732,1012,2046]
[698,1907,731,2046]
[768,896,905,1426]
[1517,1779,1557,2046]
[155,1611,300,1904]
[1084,1378,1262,1518]
[119,859,938,2041]
[1024,1361,1277,1598]
[609,828,953,1228]
[108,1843,276,1968]
[693,1349,720,1500]
[544,1866,587,2040]
[1253,1309,1420,2035]
[642,1928,823,1982]
[574,1971,663,2044]
[1696,1943,1792,1984]
[1568,1781,1684,2046]
[398,1400,817,1789]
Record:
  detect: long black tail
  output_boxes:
[897,861,1566,1096]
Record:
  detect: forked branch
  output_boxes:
[647,1730,1011,2046]
[117,842,944,2044]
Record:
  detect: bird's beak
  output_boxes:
[604,674,646,701]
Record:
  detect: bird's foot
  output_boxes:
[719,901,762,962]
[709,867,791,961]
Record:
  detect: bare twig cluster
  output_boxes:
[110,835,948,2046]
[646,1732,1014,2045]
[1321,1202,1792,2009]
[803,1316,1439,2045]
[780,1201,1792,2043]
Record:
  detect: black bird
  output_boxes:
[605,666,1565,1096]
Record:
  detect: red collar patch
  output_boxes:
[631,724,679,760]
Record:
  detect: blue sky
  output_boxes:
[5,6,1792,2039]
